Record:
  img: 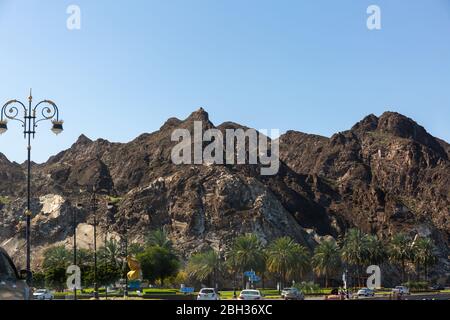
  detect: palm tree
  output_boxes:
[312,240,341,288]
[99,238,121,267]
[388,233,413,283]
[412,237,437,281]
[42,246,71,269]
[145,228,173,250]
[128,242,145,256]
[227,234,266,288]
[76,248,94,267]
[340,229,368,287]
[186,249,224,287]
[266,237,310,292]
[365,235,386,266]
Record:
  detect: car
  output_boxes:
[325,288,346,300]
[0,247,31,300]
[281,288,305,300]
[392,286,410,295]
[239,289,263,300]
[430,284,445,291]
[357,288,375,297]
[33,289,54,300]
[197,288,220,300]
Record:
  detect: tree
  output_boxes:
[266,237,310,292]
[128,243,145,257]
[137,246,179,287]
[227,234,266,288]
[412,237,437,281]
[76,248,94,268]
[312,240,341,288]
[32,271,46,289]
[389,233,413,283]
[42,246,71,291]
[340,229,368,287]
[99,239,121,267]
[365,235,386,266]
[145,228,173,250]
[44,266,68,291]
[42,246,71,270]
[97,262,122,287]
[186,249,223,287]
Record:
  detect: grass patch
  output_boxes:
[143,288,179,295]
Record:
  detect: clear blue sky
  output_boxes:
[0,0,449,163]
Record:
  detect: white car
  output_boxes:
[357,288,375,297]
[33,289,54,300]
[392,286,410,295]
[238,290,263,300]
[197,288,220,300]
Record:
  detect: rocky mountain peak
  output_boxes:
[160,117,182,131]
[186,107,210,122]
[351,114,379,135]
[377,112,446,156]
[377,112,422,136]
[74,134,92,145]
[0,152,10,163]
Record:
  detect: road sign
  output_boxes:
[244,271,256,277]
[180,287,195,294]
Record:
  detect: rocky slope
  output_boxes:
[0,109,449,282]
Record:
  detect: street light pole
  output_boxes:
[124,234,128,298]
[1,90,63,287]
[73,205,78,300]
[104,202,115,300]
[104,228,108,301]
[91,189,99,300]
[120,215,129,298]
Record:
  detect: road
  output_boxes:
[304,293,450,301]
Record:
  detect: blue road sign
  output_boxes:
[244,271,256,277]
[180,287,195,294]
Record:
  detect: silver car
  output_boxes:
[197,288,220,300]
[281,288,305,300]
[357,288,375,297]
[0,247,31,300]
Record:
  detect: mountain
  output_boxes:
[279,112,449,236]
[0,109,449,283]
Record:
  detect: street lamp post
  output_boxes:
[104,202,115,300]
[90,189,99,300]
[0,90,63,284]
[72,203,82,300]
[120,215,129,298]
[124,234,128,298]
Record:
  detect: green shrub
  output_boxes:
[403,281,429,290]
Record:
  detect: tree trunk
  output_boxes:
[401,260,405,284]
[325,274,328,289]
[262,273,265,290]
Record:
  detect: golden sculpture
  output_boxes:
[127,256,142,281]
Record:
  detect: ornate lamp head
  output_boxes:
[51,120,64,135]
